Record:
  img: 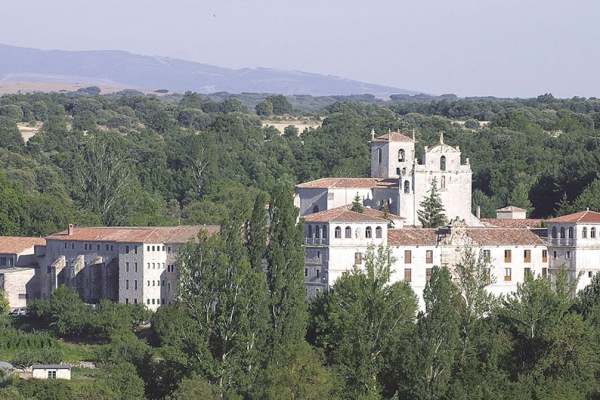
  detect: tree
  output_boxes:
[350,192,364,213]
[313,245,418,398]
[255,100,273,116]
[0,290,9,314]
[417,178,446,227]
[264,184,307,356]
[266,95,293,115]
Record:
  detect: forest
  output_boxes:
[2,89,600,398]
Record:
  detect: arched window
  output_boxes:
[440,155,446,171]
[552,226,557,238]
[322,225,327,239]
[345,226,352,238]
[398,149,405,162]
[583,227,588,238]
[378,148,382,164]
[315,225,320,238]
[560,227,565,238]
[592,228,597,238]
[376,226,382,238]
[335,227,341,238]
[366,226,372,238]
[441,175,446,189]
[312,205,319,213]
[404,180,410,194]
[396,167,401,176]
[568,227,574,239]
[402,167,406,175]
[308,225,313,238]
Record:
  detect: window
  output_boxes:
[0,257,5,266]
[168,246,171,252]
[589,271,593,278]
[84,244,87,250]
[378,148,382,164]
[152,263,155,269]
[441,175,446,189]
[542,268,547,278]
[553,251,557,259]
[147,281,150,287]
[152,299,155,305]
[162,280,165,286]
[126,298,129,304]
[126,245,130,254]
[355,252,362,264]
[345,226,351,238]
[524,250,531,263]
[504,268,512,281]
[322,225,327,238]
[305,268,308,277]
[483,250,491,262]
[426,268,433,282]
[106,244,109,251]
[366,226,372,238]
[126,280,129,290]
[126,262,130,272]
[552,226,557,238]
[110,245,113,251]
[560,227,565,238]
[48,370,57,379]
[404,268,412,283]
[440,155,446,171]
[134,246,138,254]
[567,251,571,259]
[335,227,341,238]
[542,250,547,262]
[316,269,320,278]
[152,246,155,251]
[396,167,401,176]
[135,262,138,272]
[317,251,321,259]
[312,205,319,213]
[398,149,405,162]
[568,227,574,239]
[162,299,165,305]
[65,242,67,249]
[404,180,410,194]
[147,246,150,251]
[308,225,313,238]
[504,250,511,262]
[583,227,588,238]
[147,299,150,305]
[405,250,412,264]
[315,226,320,238]
[592,228,597,238]
[426,250,433,264]
[376,226,382,238]
[71,243,75,249]
[152,281,155,286]
[134,280,138,290]
[168,282,171,292]
[524,268,532,279]
[162,246,165,251]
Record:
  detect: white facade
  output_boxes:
[31,364,71,380]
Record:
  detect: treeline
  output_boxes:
[2,90,600,236]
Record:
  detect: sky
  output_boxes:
[2,0,599,98]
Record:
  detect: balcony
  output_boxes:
[305,238,329,246]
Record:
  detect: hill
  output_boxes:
[0,44,419,97]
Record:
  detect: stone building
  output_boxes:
[0,237,45,310]
[42,224,218,310]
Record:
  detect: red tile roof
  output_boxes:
[388,228,437,246]
[296,177,399,190]
[372,132,413,142]
[46,226,219,244]
[0,237,46,255]
[465,228,545,246]
[546,210,600,223]
[480,219,543,228]
[304,205,395,223]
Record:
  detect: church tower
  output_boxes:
[370,129,415,179]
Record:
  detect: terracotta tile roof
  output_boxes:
[296,177,378,189]
[372,132,414,142]
[46,226,219,244]
[303,205,394,223]
[388,228,437,246]
[465,228,545,246]
[546,210,600,223]
[0,237,46,255]
[480,219,543,228]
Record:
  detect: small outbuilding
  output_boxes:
[31,364,71,380]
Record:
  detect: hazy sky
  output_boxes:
[3,0,599,98]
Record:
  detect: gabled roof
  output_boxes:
[304,205,395,223]
[296,177,399,190]
[388,228,437,246]
[496,206,527,212]
[465,228,545,246]
[546,210,600,224]
[372,132,413,142]
[46,226,219,244]
[0,237,46,255]
[32,364,71,369]
[480,218,543,228]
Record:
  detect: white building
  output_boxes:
[42,224,218,310]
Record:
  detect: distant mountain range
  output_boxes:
[0,44,419,97]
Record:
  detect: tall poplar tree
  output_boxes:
[264,184,307,356]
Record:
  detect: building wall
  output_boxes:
[0,268,36,310]
[370,139,415,179]
[32,367,71,380]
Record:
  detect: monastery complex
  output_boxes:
[1,130,600,310]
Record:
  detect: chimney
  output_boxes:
[68,224,74,236]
